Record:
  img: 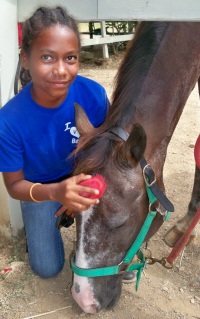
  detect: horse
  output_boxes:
[70,21,200,314]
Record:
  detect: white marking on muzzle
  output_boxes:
[76,207,93,267]
[71,207,99,313]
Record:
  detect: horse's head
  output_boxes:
[71,103,163,313]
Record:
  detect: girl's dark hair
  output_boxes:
[20,6,80,87]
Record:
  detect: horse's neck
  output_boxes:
[125,23,200,156]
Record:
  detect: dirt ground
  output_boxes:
[0,50,200,319]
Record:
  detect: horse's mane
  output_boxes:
[73,22,170,174]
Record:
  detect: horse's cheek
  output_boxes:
[71,274,99,314]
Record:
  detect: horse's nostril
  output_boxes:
[90,303,97,312]
[83,303,97,314]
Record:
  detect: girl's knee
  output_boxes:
[30,261,64,279]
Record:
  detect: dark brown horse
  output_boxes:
[71,22,200,313]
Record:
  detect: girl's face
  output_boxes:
[21,25,79,108]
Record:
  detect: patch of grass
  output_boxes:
[12,236,19,243]
[24,272,33,281]
[8,231,26,264]
[8,244,23,263]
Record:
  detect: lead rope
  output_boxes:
[166,113,200,264]
[166,207,200,264]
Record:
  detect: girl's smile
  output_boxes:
[21,25,79,108]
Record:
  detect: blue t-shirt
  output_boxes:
[0,75,109,182]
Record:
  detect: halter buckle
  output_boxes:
[117,261,131,274]
[143,164,156,187]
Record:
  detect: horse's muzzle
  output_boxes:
[71,273,122,313]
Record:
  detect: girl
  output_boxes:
[0,6,109,278]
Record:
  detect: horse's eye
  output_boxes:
[106,211,130,229]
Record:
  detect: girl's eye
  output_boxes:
[42,55,52,61]
[67,56,77,61]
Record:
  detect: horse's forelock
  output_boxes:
[73,132,113,174]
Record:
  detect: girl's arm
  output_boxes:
[2,170,99,212]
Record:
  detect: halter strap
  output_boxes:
[140,157,174,212]
[109,127,130,141]
[109,127,174,212]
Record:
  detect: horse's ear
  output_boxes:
[120,124,146,164]
[74,103,94,136]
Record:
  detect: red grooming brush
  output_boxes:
[78,174,107,199]
[194,134,200,169]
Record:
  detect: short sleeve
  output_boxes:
[0,130,24,172]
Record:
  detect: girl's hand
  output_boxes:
[52,174,100,213]
[55,205,74,218]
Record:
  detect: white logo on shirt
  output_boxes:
[64,122,80,144]
[64,122,71,131]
